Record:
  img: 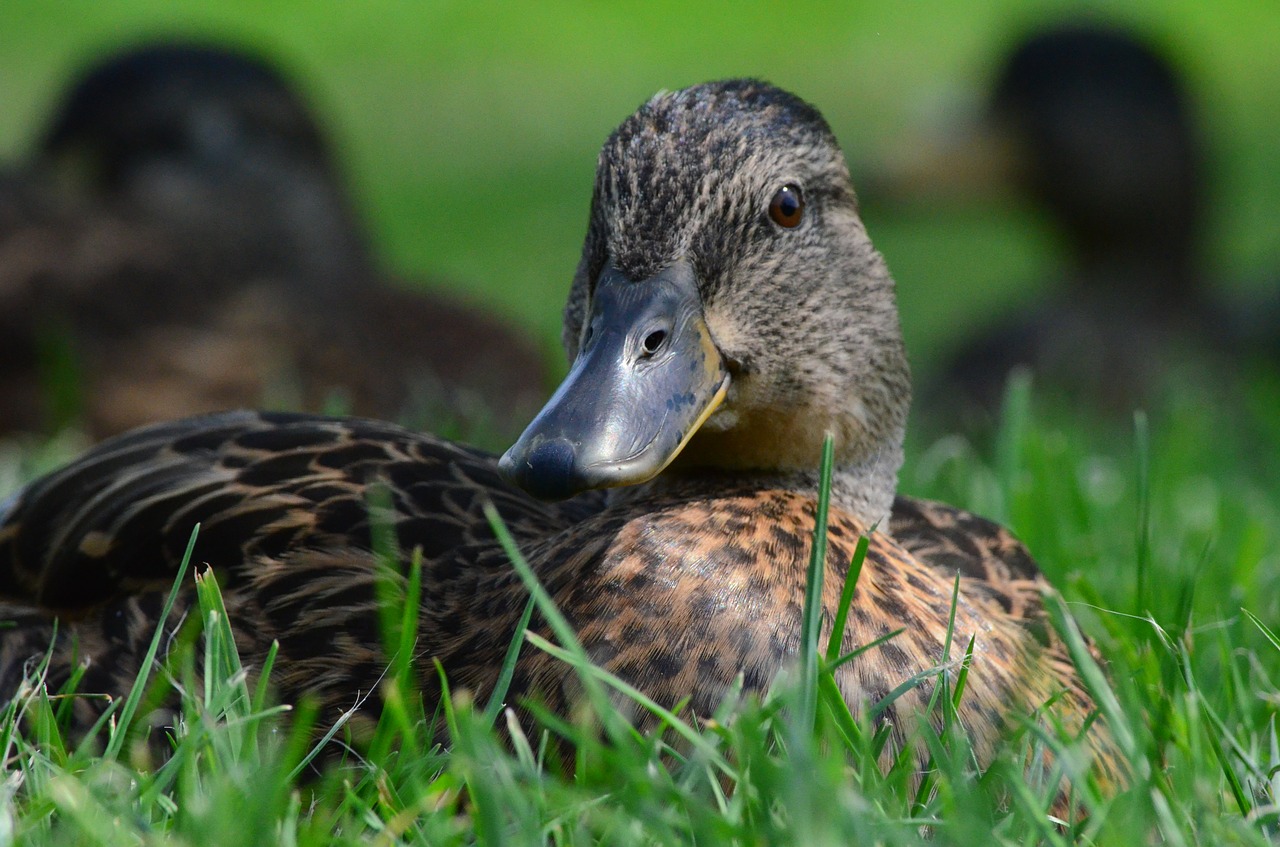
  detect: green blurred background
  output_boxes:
[2,0,1277,381]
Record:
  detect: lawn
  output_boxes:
[2,3,1279,844]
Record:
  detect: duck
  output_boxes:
[0,40,549,441]
[892,24,1234,423]
[0,79,1118,789]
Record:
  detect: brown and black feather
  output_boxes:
[0,411,1110,786]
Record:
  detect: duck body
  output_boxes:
[0,80,1113,783]
[905,24,1233,421]
[0,411,1082,770]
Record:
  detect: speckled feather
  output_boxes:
[0,411,1110,780]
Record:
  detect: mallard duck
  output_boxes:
[39,40,367,289]
[1,40,548,440]
[0,79,1116,786]
[892,24,1232,420]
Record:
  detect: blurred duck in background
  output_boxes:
[0,41,550,443]
[884,23,1236,427]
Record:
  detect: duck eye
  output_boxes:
[641,329,667,356]
[768,184,804,228]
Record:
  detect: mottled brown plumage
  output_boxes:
[0,41,548,440]
[1,80,1117,794]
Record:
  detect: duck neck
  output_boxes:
[605,426,904,532]
[826,435,904,531]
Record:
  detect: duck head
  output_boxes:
[991,25,1203,291]
[38,41,369,289]
[501,80,910,525]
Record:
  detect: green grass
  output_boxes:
[2,379,1279,845]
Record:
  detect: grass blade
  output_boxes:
[483,595,536,726]
[825,533,868,663]
[827,628,906,673]
[1042,591,1139,766]
[523,631,732,775]
[1133,410,1151,613]
[1244,608,1280,654]
[798,434,836,734]
[103,523,199,760]
[482,500,625,744]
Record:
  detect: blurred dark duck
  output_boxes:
[0,40,549,441]
[900,24,1230,420]
[0,80,1118,793]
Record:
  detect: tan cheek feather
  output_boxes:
[695,308,871,470]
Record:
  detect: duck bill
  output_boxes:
[499,260,728,500]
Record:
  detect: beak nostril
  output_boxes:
[641,329,668,356]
